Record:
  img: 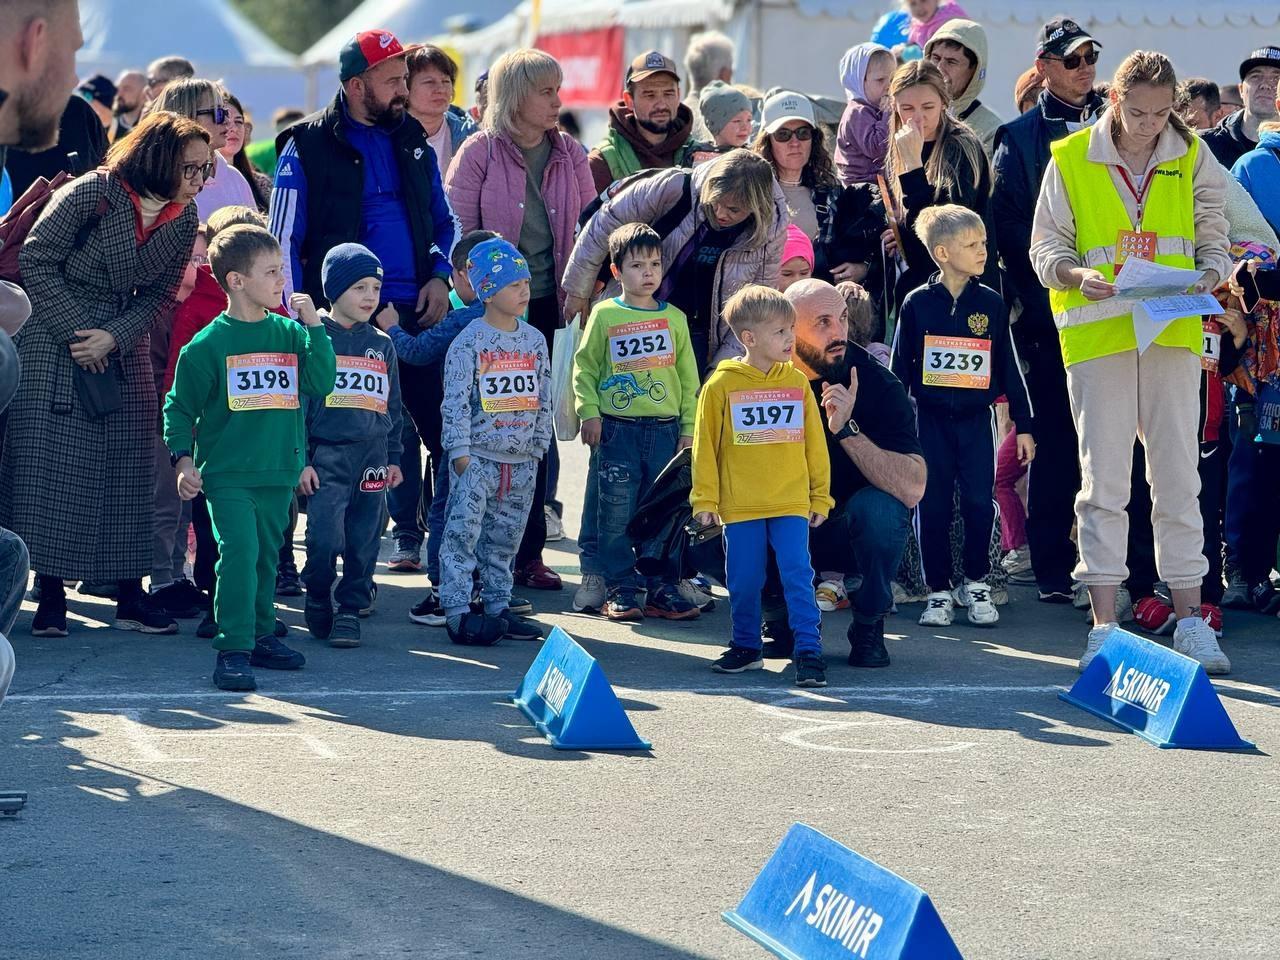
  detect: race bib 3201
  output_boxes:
[326,356,390,413]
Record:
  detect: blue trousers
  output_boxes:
[805,487,911,624]
[577,448,601,576]
[598,416,679,590]
[726,516,822,656]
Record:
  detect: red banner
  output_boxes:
[536,26,624,109]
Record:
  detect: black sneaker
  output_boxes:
[1249,581,1280,616]
[497,609,542,641]
[508,595,533,616]
[275,562,302,597]
[250,634,306,670]
[1037,586,1074,604]
[197,612,218,639]
[31,598,68,638]
[711,645,764,673]
[409,590,446,627]
[114,596,178,634]
[644,584,700,621]
[794,653,828,688]
[304,595,333,639]
[149,580,201,619]
[78,579,118,599]
[761,619,795,659]
[847,618,890,668]
[358,583,377,618]
[605,589,644,622]
[213,651,256,691]
[274,617,288,638]
[446,611,505,646]
[328,612,361,648]
[176,577,211,610]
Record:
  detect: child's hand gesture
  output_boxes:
[1016,433,1036,466]
[289,292,322,327]
[387,464,404,488]
[677,434,693,451]
[176,459,202,500]
[297,465,319,495]
[694,511,718,527]
[1221,307,1249,349]
[809,512,827,529]
[580,417,602,447]
[373,304,399,333]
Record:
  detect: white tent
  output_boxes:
[620,0,1280,117]
[77,0,306,127]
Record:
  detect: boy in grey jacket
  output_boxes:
[439,238,552,645]
[300,244,404,646]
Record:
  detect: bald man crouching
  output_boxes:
[763,279,926,667]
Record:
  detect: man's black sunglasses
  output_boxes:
[1041,49,1100,71]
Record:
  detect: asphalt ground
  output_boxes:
[3,441,1279,959]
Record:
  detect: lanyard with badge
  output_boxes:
[226,353,299,411]
[1114,167,1157,273]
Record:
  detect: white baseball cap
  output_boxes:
[761,90,815,135]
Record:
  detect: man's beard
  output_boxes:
[113,98,139,118]
[363,88,407,127]
[637,114,674,136]
[793,338,847,381]
[11,76,65,151]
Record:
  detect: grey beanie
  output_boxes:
[698,80,752,136]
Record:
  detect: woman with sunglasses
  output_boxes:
[883,60,996,310]
[752,90,886,298]
[150,78,255,220]
[219,93,273,212]
[0,112,208,637]
[1031,50,1233,673]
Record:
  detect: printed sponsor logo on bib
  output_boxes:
[1201,324,1221,374]
[227,353,299,411]
[479,350,539,413]
[326,356,390,413]
[730,388,804,444]
[609,318,675,372]
[922,335,991,389]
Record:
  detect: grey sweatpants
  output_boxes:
[440,456,536,617]
[301,437,390,614]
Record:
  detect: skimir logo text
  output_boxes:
[1103,662,1172,716]
[535,664,573,716]
[783,871,884,957]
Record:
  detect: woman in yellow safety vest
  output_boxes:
[1030,51,1233,675]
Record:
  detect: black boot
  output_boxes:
[114,579,178,634]
[31,576,68,638]
[847,617,890,668]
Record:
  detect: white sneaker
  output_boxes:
[1173,617,1231,675]
[815,578,850,612]
[572,573,606,613]
[544,505,564,542]
[676,578,715,612]
[1075,584,1135,623]
[1000,547,1032,579]
[955,580,999,626]
[1080,621,1117,672]
[1116,585,1134,623]
[919,591,954,626]
[1071,581,1091,610]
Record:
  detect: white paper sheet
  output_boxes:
[1131,294,1222,355]
[1113,257,1205,299]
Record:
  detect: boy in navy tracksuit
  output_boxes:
[892,205,1035,628]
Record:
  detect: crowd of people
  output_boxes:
[0,0,1278,697]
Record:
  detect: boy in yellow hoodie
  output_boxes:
[692,285,834,687]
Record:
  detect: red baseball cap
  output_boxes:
[339,30,407,82]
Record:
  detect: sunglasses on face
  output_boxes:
[771,126,813,143]
[1042,49,1100,71]
[181,161,216,182]
[195,106,229,125]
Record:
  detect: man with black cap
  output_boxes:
[271,29,462,576]
[1204,47,1280,168]
[990,16,1105,604]
[587,50,699,194]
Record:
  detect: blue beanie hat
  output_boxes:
[322,243,384,303]
[466,237,531,302]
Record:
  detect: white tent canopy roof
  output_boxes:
[79,0,298,67]
[303,0,518,66]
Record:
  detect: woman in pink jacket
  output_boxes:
[444,47,595,591]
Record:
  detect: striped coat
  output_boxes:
[0,173,197,581]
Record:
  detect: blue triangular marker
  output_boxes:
[512,626,651,750]
[1060,628,1253,750]
[723,823,964,959]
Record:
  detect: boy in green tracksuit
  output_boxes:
[164,225,337,691]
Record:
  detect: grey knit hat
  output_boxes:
[698,80,751,136]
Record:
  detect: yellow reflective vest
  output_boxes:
[1048,128,1203,367]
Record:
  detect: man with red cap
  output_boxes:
[270,29,463,576]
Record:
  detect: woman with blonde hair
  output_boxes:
[1031,50,1232,672]
[884,59,996,307]
[445,48,595,592]
[150,77,253,220]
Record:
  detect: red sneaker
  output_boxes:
[1133,596,1176,635]
[515,560,563,591]
[1199,602,1224,638]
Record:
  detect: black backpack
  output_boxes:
[577,168,695,285]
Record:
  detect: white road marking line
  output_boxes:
[5,683,1070,703]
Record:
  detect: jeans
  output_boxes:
[810,487,911,624]
[426,456,450,585]
[727,516,822,656]
[577,448,601,576]
[0,527,29,636]
[387,414,426,550]
[597,416,679,591]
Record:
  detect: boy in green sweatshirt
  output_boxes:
[164,225,337,691]
[691,285,833,687]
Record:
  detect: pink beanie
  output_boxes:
[782,224,815,270]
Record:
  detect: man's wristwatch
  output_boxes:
[832,420,860,441]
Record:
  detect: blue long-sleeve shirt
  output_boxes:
[385,301,484,366]
[269,94,459,308]
[1232,130,1280,235]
